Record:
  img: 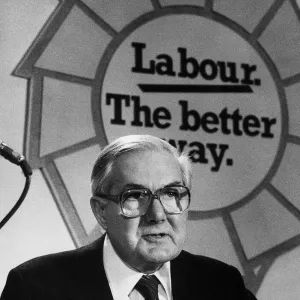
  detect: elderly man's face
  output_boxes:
[101,150,188,273]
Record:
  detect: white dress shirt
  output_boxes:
[103,235,172,300]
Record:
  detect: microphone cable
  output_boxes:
[0,141,32,230]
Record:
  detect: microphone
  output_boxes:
[0,140,32,230]
[0,140,32,176]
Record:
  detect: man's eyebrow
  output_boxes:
[164,181,183,187]
[122,183,146,190]
[122,181,183,190]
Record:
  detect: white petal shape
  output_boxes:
[55,145,101,234]
[214,0,273,33]
[257,246,300,300]
[272,143,300,211]
[185,218,243,272]
[259,1,300,78]
[285,83,300,137]
[82,0,153,31]
[40,78,95,156]
[231,189,300,258]
[36,6,111,78]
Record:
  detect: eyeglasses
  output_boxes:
[92,185,190,218]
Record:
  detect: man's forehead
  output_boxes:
[114,149,179,168]
[115,148,164,160]
[109,149,182,192]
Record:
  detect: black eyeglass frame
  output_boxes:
[91,185,191,217]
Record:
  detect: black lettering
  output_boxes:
[156,54,176,76]
[217,61,239,83]
[153,107,171,129]
[219,108,231,134]
[207,143,229,172]
[178,48,198,79]
[189,141,208,164]
[106,93,130,125]
[199,59,218,80]
[131,42,155,74]
[243,115,260,136]
[261,117,276,138]
[232,109,243,136]
[201,112,219,133]
[179,100,200,131]
[131,96,153,127]
[241,64,257,85]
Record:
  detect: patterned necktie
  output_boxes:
[135,275,160,300]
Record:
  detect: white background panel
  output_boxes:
[214,0,273,33]
[231,190,300,258]
[272,143,300,211]
[185,218,243,272]
[81,0,153,31]
[0,0,73,293]
[0,170,74,293]
[36,5,111,78]
[40,78,95,156]
[55,145,102,234]
[259,1,300,78]
[257,246,300,300]
[285,83,300,136]
[1,1,300,298]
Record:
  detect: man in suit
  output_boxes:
[1,134,257,299]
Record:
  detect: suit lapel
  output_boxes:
[171,251,213,300]
[74,235,114,300]
[170,252,191,300]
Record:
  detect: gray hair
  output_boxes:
[91,135,192,196]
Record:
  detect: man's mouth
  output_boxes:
[147,233,165,237]
[143,233,168,240]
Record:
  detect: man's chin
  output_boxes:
[140,246,179,264]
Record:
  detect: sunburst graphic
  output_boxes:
[13,0,300,294]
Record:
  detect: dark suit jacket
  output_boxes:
[1,235,257,299]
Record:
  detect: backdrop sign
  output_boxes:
[94,13,283,211]
[16,2,300,293]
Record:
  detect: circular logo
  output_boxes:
[93,8,285,212]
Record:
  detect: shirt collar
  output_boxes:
[103,234,171,300]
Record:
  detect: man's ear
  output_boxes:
[90,196,109,230]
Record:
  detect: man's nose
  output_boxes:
[145,197,166,223]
